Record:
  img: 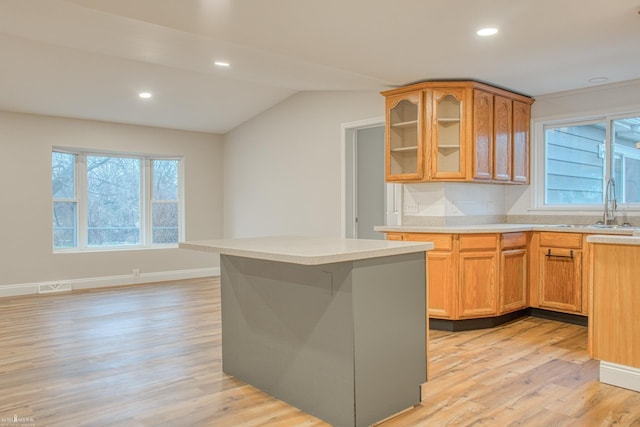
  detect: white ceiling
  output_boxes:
[1,0,639,134]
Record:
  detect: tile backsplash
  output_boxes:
[402,182,505,224]
[399,182,639,227]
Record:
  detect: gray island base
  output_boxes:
[180,237,432,427]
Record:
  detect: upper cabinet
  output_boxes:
[382,81,534,184]
[430,88,468,180]
[512,100,532,184]
[385,92,424,181]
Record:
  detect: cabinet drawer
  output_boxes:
[502,232,527,249]
[459,234,498,251]
[404,233,453,251]
[385,233,404,241]
[539,232,582,249]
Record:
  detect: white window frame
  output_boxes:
[534,111,640,211]
[52,150,79,248]
[148,158,183,246]
[53,147,184,252]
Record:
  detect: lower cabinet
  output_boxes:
[538,248,582,313]
[531,231,584,314]
[458,234,499,318]
[387,229,629,323]
[500,233,528,313]
[398,232,523,320]
[402,233,457,318]
[590,242,640,368]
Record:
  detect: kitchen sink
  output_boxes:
[547,224,640,230]
[587,224,640,230]
[587,224,640,229]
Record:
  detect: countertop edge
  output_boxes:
[374,225,534,234]
[374,224,640,235]
[179,239,434,265]
[586,235,640,245]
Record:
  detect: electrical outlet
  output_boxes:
[404,204,419,214]
[133,268,140,279]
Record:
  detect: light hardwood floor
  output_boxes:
[1,277,638,426]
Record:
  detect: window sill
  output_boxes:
[53,244,179,254]
[528,206,640,213]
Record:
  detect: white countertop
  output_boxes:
[179,236,434,265]
[587,234,640,245]
[375,224,640,235]
[375,224,533,233]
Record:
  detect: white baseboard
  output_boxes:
[600,361,640,392]
[0,267,220,298]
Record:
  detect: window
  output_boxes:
[151,159,180,244]
[87,155,141,246]
[52,149,183,250]
[613,118,640,204]
[540,114,640,208]
[52,152,77,248]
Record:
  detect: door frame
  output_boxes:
[341,117,401,238]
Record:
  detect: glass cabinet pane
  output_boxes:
[388,98,419,176]
[435,94,461,174]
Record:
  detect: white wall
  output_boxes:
[222,82,640,235]
[0,111,223,291]
[223,91,383,238]
[506,78,640,218]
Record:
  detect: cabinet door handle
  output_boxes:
[545,249,574,259]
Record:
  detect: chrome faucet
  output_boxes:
[603,177,617,225]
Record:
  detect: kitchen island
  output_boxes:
[180,236,433,427]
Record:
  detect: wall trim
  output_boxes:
[600,361,640,392]
[0,267,220,298]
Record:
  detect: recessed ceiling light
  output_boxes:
[214,61,230,67]
[477,28,498,36]
[588,77,609,84]
[138,92,152,99]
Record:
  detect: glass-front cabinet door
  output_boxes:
[430,89,467,180]
[385,92,423,181]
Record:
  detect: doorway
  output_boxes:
[342,119,401,239]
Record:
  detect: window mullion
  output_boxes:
[144,158,152,246]
[77,153,88,248]
[178,159,184,242]
[605,119,613,183]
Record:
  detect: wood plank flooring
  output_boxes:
[1,277,639,426]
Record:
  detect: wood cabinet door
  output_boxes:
[493,95,512,181]
[512,100,531,183]
[458,250,498,318]
[590,244,640,368]
[385,91,424,182]
[429,88,468,180]
[426,251,457,319]
[500,248,527,313]
[472,89,494,180]
[538,248,582,313]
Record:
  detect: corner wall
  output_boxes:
[222,91,384,238]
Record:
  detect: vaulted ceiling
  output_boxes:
[1,0,639,133]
